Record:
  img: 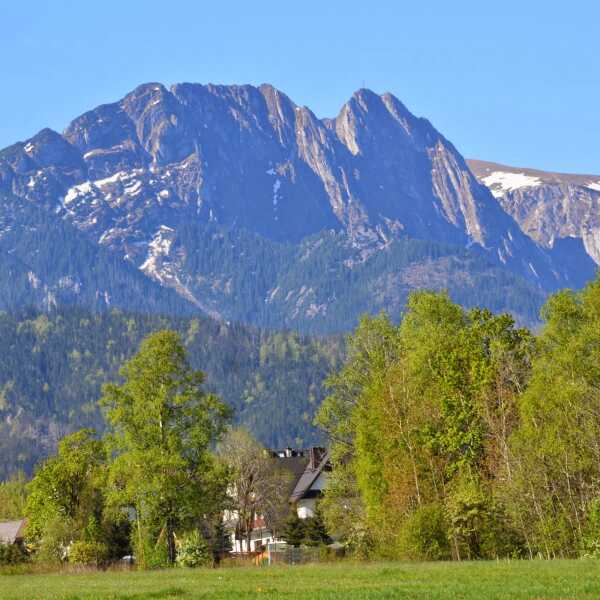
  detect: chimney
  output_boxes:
[309,447,317,470]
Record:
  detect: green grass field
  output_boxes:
[1,560,600,599]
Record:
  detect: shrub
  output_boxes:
[281,510,306,547]
[69,540,109,566]
[176,531,211,568]
[35,517,73,564]
[446,479,525,560]
[398,503,451,561]
[345,522,374,559]
[0,543,28,565]
[303,509,332,546]
[581,499,600,558]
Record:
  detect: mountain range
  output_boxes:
[0,83,597,332]
[1,82,598,476]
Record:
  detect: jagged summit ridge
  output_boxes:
[0,82,595,330]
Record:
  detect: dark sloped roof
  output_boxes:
[289,450,330,502]
[0,519,26,544]
[268,454,310,501]
[267,447,331,504]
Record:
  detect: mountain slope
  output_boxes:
[0,308,342,479]
[468,159,600,287]
[0,191,196,314]
[0,83,593,331]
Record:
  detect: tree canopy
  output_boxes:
[101,330,231,565]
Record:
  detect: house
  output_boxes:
[0,519,27,547]
[289,447,330,519]
[227,447,331,553]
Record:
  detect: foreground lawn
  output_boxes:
[1,559,600,599]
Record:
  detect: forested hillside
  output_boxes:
[0,308,343,479]
[165,224,548,332]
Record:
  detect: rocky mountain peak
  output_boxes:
[0,81,595,331]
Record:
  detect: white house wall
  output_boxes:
[297,498,317,519]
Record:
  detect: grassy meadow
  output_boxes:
[1,560,600,600]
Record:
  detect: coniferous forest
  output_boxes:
[0,308,342,479]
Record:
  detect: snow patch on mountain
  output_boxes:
[586,181,600,192]
[63,170,149,212]
[141,226,175,274]
[272,179,281,209]
[482,171,542,197]
[27,271,40,289]
[64,182,93,205]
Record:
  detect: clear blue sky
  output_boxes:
[2,0,599,173]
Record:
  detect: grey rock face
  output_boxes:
[469,159,600,286]
[0,83,594,330]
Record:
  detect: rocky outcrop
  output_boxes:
[0,83,595,330]
[469,159,600,286]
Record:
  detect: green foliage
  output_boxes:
[0,543,28,565]
[0,471,28,520]
[176,531,211,568]
[302,509,331,547]
[101,330,231,565]
[318,290,533,559]
[34,517,72,564]
[581,500,600,558]
[0,308,342,479]
[25,429,106,542]
[446,477,524,560]
[509,276,600,558]
[69,540,109,566]
[131,527,169,570]
[398,503,451,561]
[282,510,306,547]
[318,460,362,544]
[344,522,375,559]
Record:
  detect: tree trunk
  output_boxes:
[246,521,252,554]
[167,519,176,564]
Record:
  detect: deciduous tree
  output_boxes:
[101,330,231,565]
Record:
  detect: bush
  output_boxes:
[69,540,109,566]
[303,509,332,546]
[281,510,305,547]
[581,499,600,558]
[0,543,28,565]
[446,479,525,560]
[398,503,451,561]
[345,522,374,559]
[35,517,73,564]
[176,531,211,568]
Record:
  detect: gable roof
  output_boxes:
[0,519,26,544]
[267,453,311,502]
[289,449,330,503]
[267,447,331,504]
